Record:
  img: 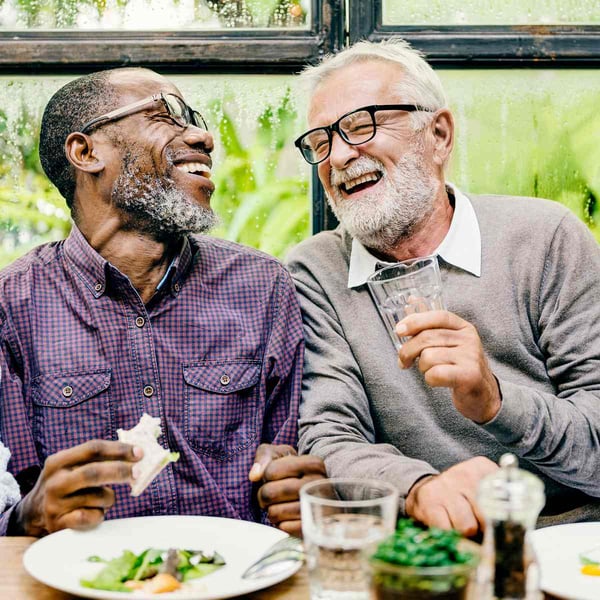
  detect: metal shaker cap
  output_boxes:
[477,453,545,523]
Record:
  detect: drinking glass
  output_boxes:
[367,255,445,350]
[300,478,399,600]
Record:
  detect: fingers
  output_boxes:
[262,455,327,482]
[46,460,136,497]
[398,324,464,369]
[45,486,115,533]
[256,454,326,507]
[54,507,106,532]
[396,310,462,340]
[18,441,144,536]
[266,500,300,526]
[409,483,479,537]
[263,498,304,538]
[249,444,297,482]
[277,520,303,537]
[257,472,324,509]
[44,440,142,476]
[405,458,496,538]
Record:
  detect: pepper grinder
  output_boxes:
[477,453,545,600]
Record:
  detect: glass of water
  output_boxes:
[367,255,445,350]
[300,478,399,600]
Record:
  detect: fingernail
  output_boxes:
[396,323,407,335]
[132,464,141,480]
[133,446,144,459]
[249,463,262,479]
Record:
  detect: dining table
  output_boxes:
[1,536,562,600]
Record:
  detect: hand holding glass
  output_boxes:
[367,256,445,350]
[300,478,399,600]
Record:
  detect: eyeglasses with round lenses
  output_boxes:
[79,93,208,135]
[294,104,434,165]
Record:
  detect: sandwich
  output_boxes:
[117,413,179,497]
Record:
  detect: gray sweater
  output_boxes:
[287,194,600,524]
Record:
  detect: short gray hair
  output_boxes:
[299,38,447,129]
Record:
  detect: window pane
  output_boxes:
[383,1,600,26]
[442,69,599,242]
[0,75,311,268]
[0,0,310,30]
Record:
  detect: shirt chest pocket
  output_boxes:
[183,360,262,461]
[31,369,113,460]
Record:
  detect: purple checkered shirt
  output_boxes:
[0,225,304,534]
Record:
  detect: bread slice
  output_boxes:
[117,413,179,497]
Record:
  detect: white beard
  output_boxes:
[326,151,439,253]
[112,151,219,239]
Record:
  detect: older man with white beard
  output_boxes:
[287,38,600,535]
[0,67,326,537]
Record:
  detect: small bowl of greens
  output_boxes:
[369,519,479,600]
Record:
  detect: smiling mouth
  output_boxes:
[341,171,382,194]
[175,162,212,179]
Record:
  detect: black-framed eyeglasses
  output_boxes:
[294,104,434,165]
[79,92,208,135]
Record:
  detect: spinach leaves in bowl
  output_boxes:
[370,519,479,600]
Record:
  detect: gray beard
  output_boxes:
[111,152,219,239]
[326,152,438,253]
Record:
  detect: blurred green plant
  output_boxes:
[208,90,309,257]
[0,0,306,28]
[0,103,71,269]
[0,91,309,269]
[1,74,599,271]
[445,76,599,241]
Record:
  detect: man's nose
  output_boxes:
[328,132,360,170]
[182,125,214,154]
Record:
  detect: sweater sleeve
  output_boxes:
[482,211,600,497]
[288,257,438,514]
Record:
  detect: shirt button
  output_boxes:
[135,316,145,328]
[220,374,231,386]
[143,385,154,397]
[173,282,181,293]
[94,283,103,292]
[62,385,73,398]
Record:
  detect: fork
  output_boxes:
[241,536,304,579]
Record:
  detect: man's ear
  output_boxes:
[65,132,105,174]
[429,108,454,167]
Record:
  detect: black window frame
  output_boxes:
[350,2,600,67]
[0,0,344,74]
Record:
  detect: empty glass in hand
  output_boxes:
[367,255,445,350]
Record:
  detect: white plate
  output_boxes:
[530,522,600,600]
[23,515,301,600]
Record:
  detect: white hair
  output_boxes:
[299,38,447,130]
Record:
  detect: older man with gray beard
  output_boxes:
[287,38,600,536]
[0,67,325,538]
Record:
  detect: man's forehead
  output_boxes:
[308,60,404,124]
[109,69,182,102]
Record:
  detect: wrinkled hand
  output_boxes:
[397,311,502,423]
[405,457,498,537]
[249,444,327,537]
[13,440,142,537]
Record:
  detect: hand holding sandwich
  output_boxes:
[250,444,326,537]
[9,440,142,536]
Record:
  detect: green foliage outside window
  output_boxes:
[0,0,308,28]
[0,87,309,269]
[1,70,599,271]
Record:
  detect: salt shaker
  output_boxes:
[477,453,545,600]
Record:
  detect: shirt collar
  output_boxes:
[347,183,481,288]
[63,224,109,297]
[64,225,193,298]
